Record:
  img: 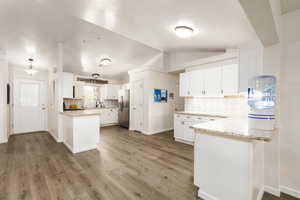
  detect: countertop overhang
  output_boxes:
[175,111,275,142]
[192,117,275,142]
[60,110,102,117]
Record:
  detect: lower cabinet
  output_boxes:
[174,114,217,145]
[100,108,118,127]
[88,108,119,127]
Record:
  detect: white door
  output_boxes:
[131,80,144,132]
[222,64,239,96]
[14,80,47,134]
[179,73,190,97]
[203,67,222,97]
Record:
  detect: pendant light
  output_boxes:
[25,58,38,76]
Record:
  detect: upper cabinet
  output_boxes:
[62,72,74,98]
[179,73,190,96]
[180,67,224,97]
[179,41,264,98]
[222,64,239,96]
[101,84,120,100]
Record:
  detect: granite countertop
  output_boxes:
[60,110,102,117]
[175,111,226,118]
[192,117,275,142]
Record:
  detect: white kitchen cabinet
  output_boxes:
[98,108,119,127]
[74,85,84,99]
[179,73,190,96]
[62,72,74,98]
[180,67,222,97]
[222,64,239,96]
[102,84,120,100]
[189,70,204,97]
[203,67,222,97]
[174,114,217,145]
[174,114,184,139]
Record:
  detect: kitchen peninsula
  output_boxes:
[192,117,275,200]
[60,110,101,154]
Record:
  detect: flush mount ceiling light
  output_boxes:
[174,26,194,38]
[99,58,112,66]
[25,58,38,76]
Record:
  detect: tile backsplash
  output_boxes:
[185,97,249,117]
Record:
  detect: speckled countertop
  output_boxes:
[175,111,226,118]
[192,117,275,142]
[60,110,102,117]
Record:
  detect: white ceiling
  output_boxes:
[281,0,300,14]
[0,0,258,79]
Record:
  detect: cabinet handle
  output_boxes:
[181,121,184,125]
[221,89,223,94]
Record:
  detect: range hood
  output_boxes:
[76,77,108,85]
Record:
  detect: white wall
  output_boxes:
[166,50,224,72]
[263,43,281,196]
[129,69,181,134]
[0,50,9,143]
[279,10,300,198]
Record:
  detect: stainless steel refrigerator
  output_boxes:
[118,89,130,128]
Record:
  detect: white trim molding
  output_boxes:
[257,186,265,200]
[142,128,173,135]
[198,190,219,200]
[264,185,281,197]
[280,185,300,199]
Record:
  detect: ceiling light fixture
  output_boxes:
[92,73,101,79]
[99,58,112,66]
[174,26,194,38]
[25,58,38,76]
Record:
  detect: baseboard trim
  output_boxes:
[198,190,218,200]
[48,131,62,143]
[280,185,300,199]
[143,128,173,135]
[257,186,265,200]
[264,185,281,197]
[0,138,8,144]
[175,138,194,145]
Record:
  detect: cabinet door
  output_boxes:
[62,73,74,98]
[174,115,184,139]
[74,85,84,99]
[183,121,195,142]
[203,67,222,97]
[222,64,239,96]
[190,70,204,97]
[179,73,190,97]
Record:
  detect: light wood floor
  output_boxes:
[0,126,298,200]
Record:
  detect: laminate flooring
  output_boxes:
[0,126,298,200]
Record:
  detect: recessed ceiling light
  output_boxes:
[99,58,112,66]
[174,26,194,38]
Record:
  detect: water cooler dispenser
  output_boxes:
[248,75,276,130]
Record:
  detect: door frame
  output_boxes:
[13,78,48,134]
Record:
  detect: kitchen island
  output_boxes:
[60,110,101,154]
[192,117,275,200]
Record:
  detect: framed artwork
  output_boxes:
[154,89,168,103]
